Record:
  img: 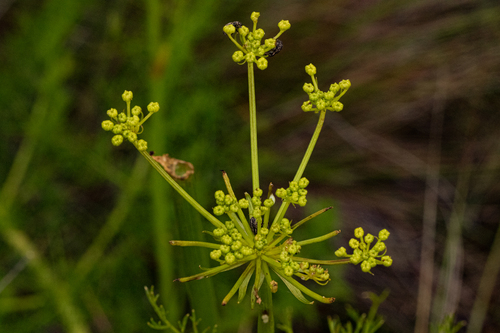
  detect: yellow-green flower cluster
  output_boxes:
[210,221,255,265]
[266,237,330,285]
[101,90,159,151]
[223,12,290,70]
[270,217,293,235]
[301,64,351,113]
[335,227,393,274]
[275,177,309,207]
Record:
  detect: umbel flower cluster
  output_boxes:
[223,11,290,70]
[101,11,393,311]
[101,90,159,152]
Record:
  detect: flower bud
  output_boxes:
[378,229,390,241]
[213,206,225,216]
[225,253,236,264]
[256,57,268,70]
[361,260,372,273]
[316,99,326,111]
[122,90,133,102]
[382,256,393,267]
[364,233,374,244]
[147,102,160,113]
[231,240,242,251]
[223,24,235,35]
[118,112,127,123]
[112,124,123,134]
[263,199,274,208]
[127,132,137,143]
[349,238,360,249]
[136,139,148,151]
[254,28,265,39]
[220,245,230,254]
[251,12,260,23]
[339,79,351,90]
[131,106,142,116]
[111,135,123,146]
[107,108,118,118]
[238,198,249,209]
[303,83,315,93]
[280,218,290,229]
[278,20,291,32]
[332,101,343,112]
[329,83,340,93]
[375,242,386,252]
[305,63,316,76]
[245,52,256,63]
[354,227,364,239]
[101,120,114,131]
[232,51,245,63]
[210,249,222,260]
[239,26,249,36]
[335,247,347,257]
[301,102,313,112]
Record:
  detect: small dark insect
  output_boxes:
[149,151,155,156]
[250,217,258,235]
[223,21,243,35]
[264,39,283,58]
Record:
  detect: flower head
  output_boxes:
[301,64,351,114]
[223,12,290,69]
[102,91,159,151]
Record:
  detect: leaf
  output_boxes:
[238,265,255,303]
[275,271,314,305]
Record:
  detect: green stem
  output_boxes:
[258,262,275,333]
[222,261,255,306]
[296,230,341,246]
[139,150,225,229]
[267,202,291,242]
[169,240,221,249]
[293,110,326,182]
[248,62,260,190]
[290,257,351,265]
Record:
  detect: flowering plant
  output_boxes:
[101,11,392,332]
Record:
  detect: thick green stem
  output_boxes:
[293,110,326,182]
[248,62,260,190]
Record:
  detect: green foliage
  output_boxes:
[327,290,389,333]
[436,315,467,333]
[145,286,217,333]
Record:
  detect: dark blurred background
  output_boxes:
[1,0,499,332]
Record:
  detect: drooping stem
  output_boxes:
[248,62,260,190]
[293,109,326,182]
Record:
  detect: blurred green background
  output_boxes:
[1,0,499,332]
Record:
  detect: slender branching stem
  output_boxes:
[248,62,260,190]
[293,110,326,182]
[139,150,225,229]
